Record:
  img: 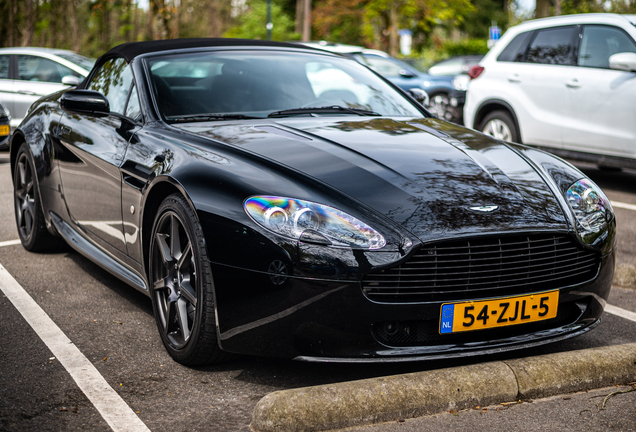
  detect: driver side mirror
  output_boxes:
[407,88,430,108]
[399,69,417,78]
[61,89,110,115]
[609,52,636,72]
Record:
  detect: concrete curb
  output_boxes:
[251,343,636,432]
[614,264,636,289]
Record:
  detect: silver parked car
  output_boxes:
[0,47,94,127]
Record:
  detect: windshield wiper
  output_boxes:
[170,113,262,123]
[268,106,381,118]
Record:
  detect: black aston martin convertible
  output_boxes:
[11,39,615,365]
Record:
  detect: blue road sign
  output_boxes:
[489,26,501,41]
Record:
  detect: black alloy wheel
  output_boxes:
[13,144,59,251]
[149,194,228,365]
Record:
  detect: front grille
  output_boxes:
[372,301,585,347]
[363,234,600,303]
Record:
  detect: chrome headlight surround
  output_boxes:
[565,178,613,245]
[244,196,386,250]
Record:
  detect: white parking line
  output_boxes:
[605,304,636,323]
[0,239,22,247]
[0,264,151,432]
[612,201,636,212]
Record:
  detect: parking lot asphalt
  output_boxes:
[0,153,635,432]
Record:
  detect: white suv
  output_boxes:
[464,14,636,170]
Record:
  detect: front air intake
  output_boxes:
[362,234,600,303]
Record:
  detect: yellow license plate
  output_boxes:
[0,125,9,136]
[439,290,559,334]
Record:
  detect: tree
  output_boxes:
[314,0,474,56]
[460,0,509,39]
[313,0,370,47]
[224,0,298,41]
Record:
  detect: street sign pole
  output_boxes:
[266,0,273,40]
[488,21,501,48]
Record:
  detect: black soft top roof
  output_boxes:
[102,38,314,62]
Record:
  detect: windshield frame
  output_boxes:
[140,47,429,124]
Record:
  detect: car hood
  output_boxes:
[177,117,569,242]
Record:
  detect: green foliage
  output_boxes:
[224,0,299,41]
[460,0,509,39]
[0,0,510,61]
[313,0,476,55]
[561,0,636,14]
[561,0,604,14]
[442,39,490,56]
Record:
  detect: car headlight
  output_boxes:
[0,104,9,119]
[452,74,469,91]
[244,196,386,249]
[565,178,613,244]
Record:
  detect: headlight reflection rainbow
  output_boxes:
[244,196,386,249]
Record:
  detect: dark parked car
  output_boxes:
[11,38,615,365]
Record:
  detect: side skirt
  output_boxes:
[50,212,149,294]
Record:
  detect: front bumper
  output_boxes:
[212,244,614,362]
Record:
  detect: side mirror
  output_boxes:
[399,69,417,78]
[61,89,110,115]
[407,88,430,108]
[62,75,81,86]
[609,52,636,72]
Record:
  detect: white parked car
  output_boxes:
[464,14,636,170]
[0,47,94,127]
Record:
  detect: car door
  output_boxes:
[511,25,578,148]
[562,24,636,159]
[0,55,12,122]
[57,57,135,255]
[12,55,80,127]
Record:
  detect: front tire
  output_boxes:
[479,110,520,143]
[13,144,59,251]
[149,194,229,365]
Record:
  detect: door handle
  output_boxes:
[17,90,37,95]
[565,79,581,88]
[507,74,522,83]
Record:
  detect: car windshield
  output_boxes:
[145,50,424,121]
[55,52,95,73]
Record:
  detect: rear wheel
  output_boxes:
[479,110,520,143]
[149,194,230,365]
[13,144,59,251]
